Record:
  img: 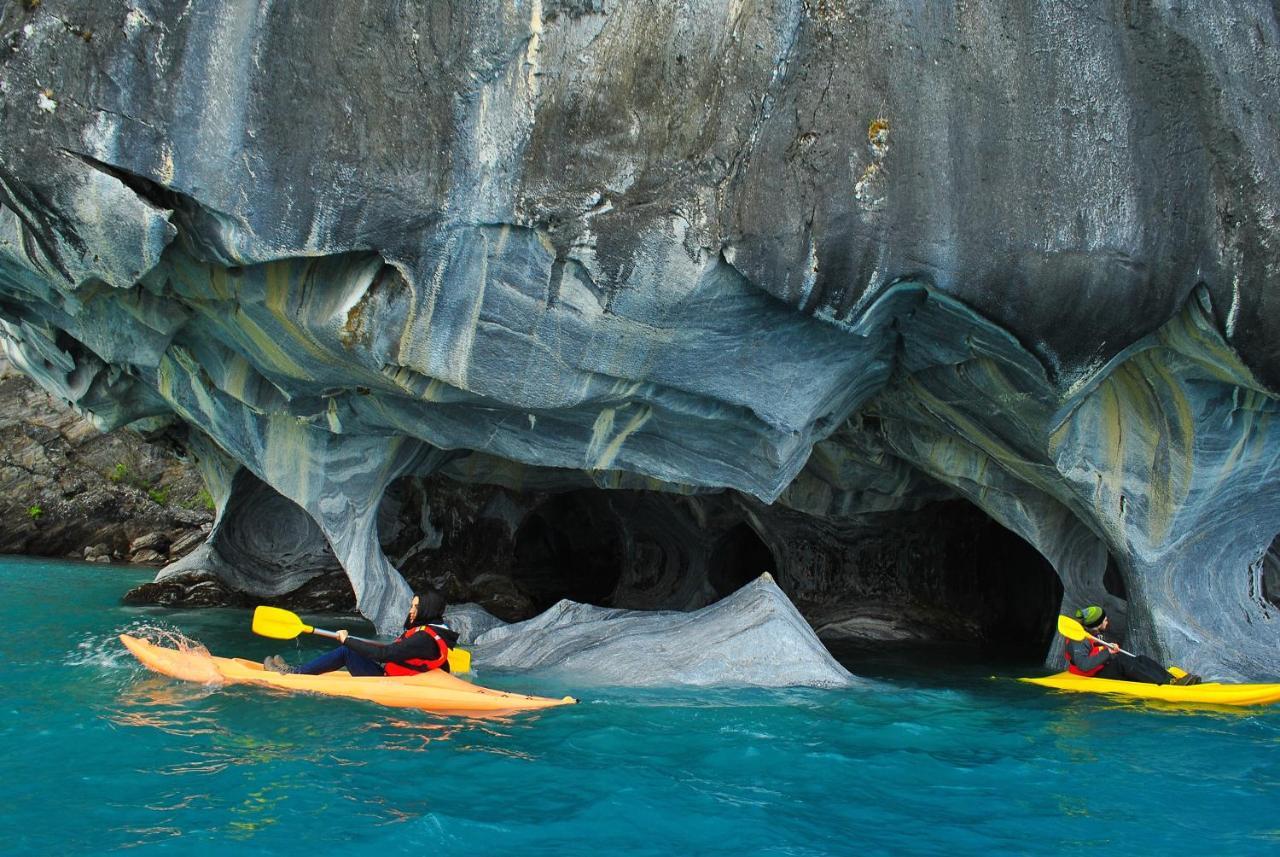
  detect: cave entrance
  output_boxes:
[511,491,625,612]
[1257,534,1280,610]
[217,469,345,591]
[953,509,1065,658]
[708,523,774,598]
[823,500,1064,681]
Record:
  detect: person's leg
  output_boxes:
[338,646,384,677]
[1112,653,1171,685]
[294,647,350,675]
[292,645,384,676]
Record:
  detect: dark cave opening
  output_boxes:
[708,522,775,598]
[1103,554,1129,600]
[952,508,1064,656]
[510,491,625,612]
[1260,534,1280,610]
[218,469,344,585]
[821,500,1066,678]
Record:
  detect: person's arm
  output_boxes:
[345,633,440,666]
[1068,638,1113,671]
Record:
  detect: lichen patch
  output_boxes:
[868,118,890,158]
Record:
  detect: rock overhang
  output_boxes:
[1,1,1279,678]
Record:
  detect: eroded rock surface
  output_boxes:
[470,575,855,687]
[1,2,1279,678]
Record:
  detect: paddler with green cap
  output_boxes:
[1063,605,1201,686]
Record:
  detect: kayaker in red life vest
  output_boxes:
[1065,605,1200,686]
[263,588,460,677]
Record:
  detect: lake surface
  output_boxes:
[3,555,1279,855]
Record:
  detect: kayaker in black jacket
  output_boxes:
[264,589,460,677]
[1064,605,1200,686]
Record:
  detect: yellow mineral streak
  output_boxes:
[206,264,237,302]
[525,0,543,92]
[262,260,332,363]
[234,307,312,380]
[900,374,1042,489]
[454,239,489,389]
[157,348,220,428]
[223,355,258,409]
[583,403,655,470]
[158,146,175,185]
[593,405,652,470]
[398,234,455,370]
[380,365,453,402]
[1144,356,1194,523]
[1087,373,1130,535]
[262,414,314,502]
[586,407,615,463]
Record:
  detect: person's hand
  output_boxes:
[1105,643,1119,654]
[337,629,348,644]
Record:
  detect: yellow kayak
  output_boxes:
[120,634,577,717]
[1020,671,1280,707]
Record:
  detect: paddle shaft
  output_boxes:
[1057,615,1136,658]
[308,627,377,645]
[1084,631,1135,658]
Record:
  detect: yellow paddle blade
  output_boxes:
[252,605,313,640]
[448,647,472,674]
[1167,666,1188,679]
[1057,614,1089,641]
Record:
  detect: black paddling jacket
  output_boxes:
[345,623,461,674]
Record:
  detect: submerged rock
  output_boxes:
[443,603,509,646]
[470,575,855,688]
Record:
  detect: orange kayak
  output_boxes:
[119,634,577,717]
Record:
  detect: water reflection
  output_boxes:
[107,678,223,737]
[227,784,288,840]
[153,729,359,777]
[111,791,215,850]
[364,717,469,751]
[113,825,183,850]
[144,792,212,812]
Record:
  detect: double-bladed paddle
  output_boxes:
[252,605,472,673]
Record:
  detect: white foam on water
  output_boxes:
[65,621,211,671]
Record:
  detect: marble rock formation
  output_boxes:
[1,2,1279,679]
[468,575,855,688]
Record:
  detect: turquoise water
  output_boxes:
[4,556,1280,855]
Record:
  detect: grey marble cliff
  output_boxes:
[1,1,1279,679]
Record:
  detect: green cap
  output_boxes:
[1075,605,1106,629]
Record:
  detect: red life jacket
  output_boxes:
[383,624,449,676]
[1063,635,1106,677]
